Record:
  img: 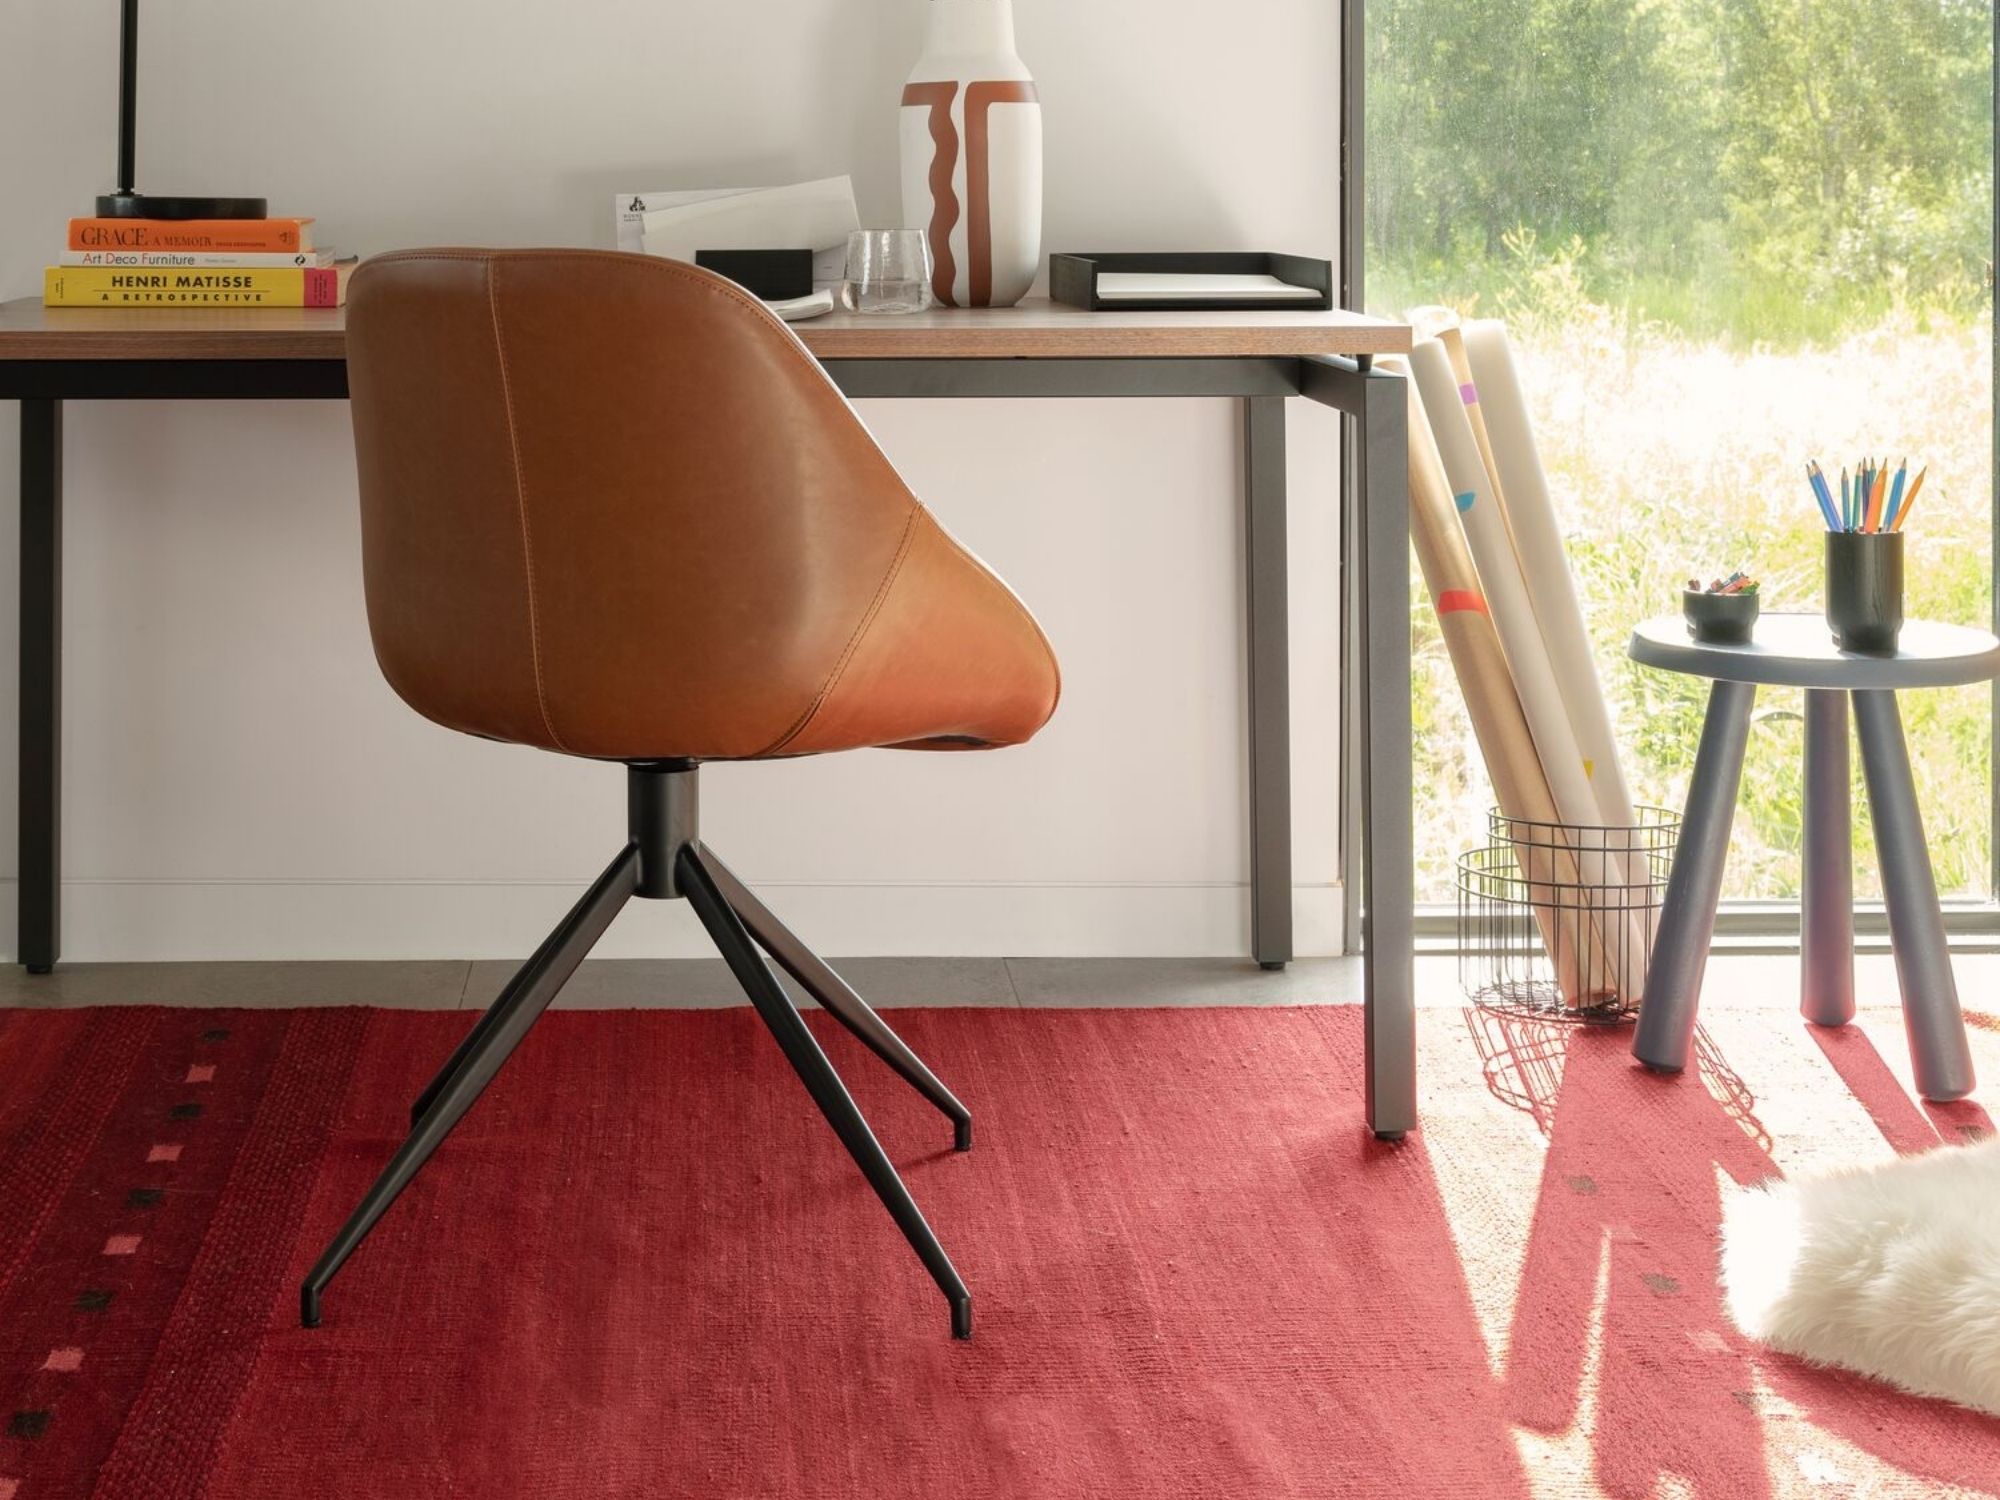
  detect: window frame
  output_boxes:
[1335,0,2000,945]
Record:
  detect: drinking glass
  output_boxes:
[841,231,933,314]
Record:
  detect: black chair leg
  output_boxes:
[409,927,553,1127]
[699,843,973,1152]
[407,866,601,1128]
[678,843,974,1340]
[300,842,642,1328]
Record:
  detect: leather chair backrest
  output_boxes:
[346,248,946,760]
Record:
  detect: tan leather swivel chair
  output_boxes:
[302,249,1060,1341]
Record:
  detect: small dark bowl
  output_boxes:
[1683,588,1759,645]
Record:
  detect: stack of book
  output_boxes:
[43,216,355,308]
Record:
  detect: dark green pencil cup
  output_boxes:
[1825,531,1903,655]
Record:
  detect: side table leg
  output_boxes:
[1852,689,1976,1102]
[1800,688,1855,1026]
[1633,679,1756,1073]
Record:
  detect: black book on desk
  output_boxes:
[694,248,814,301]
[1049,252,1333,312]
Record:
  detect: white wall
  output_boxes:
[0,0,1346,961]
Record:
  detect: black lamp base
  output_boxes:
[95,192,267,220]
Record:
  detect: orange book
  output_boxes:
[67,217,315,254]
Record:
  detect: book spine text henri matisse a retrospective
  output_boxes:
[44,266,348,308]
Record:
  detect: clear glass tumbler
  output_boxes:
[841,230,934,314]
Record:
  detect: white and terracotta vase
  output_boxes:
[899,0,1042,309]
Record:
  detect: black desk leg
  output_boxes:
[1352,369,1413,1138]
[1243,397,1294,970]
[19,399,62,974]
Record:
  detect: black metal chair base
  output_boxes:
[300,763,976,1340]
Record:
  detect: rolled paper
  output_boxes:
[1409,339,1596,814]
[1405,304,1462,342]
[1409,337,1631,1004]
[1436,328,1510,541]
[1385,357,1592,1000]
[1461,321,1636,822]
[1461,319,1649,1002]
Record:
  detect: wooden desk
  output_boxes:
[0,295,1419,1136]
[0,296,1408,361]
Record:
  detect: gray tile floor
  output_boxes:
[0,956,1366,1011]
[2,950,1987,1012]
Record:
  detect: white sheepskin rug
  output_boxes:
[1721,1133,2000,1416]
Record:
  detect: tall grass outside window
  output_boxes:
[1362,0,1997,905]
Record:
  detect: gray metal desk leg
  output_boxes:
[1353,368,1414,1138]
[1800,688,1855,1026]
[1633,679,1756,1073]
[19,399,62,974]
[1337,411,1364,958]
[1243,397,1293,970]
[1852,689,1976,1101]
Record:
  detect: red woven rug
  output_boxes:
[3,1001,1999,1499]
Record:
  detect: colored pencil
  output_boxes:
[1811,455,1930,533]
[1891,466,1927,532]
[1806,463,1840,531]
[1883,460,1908,530]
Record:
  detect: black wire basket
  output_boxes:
[1457,806,1681,1024]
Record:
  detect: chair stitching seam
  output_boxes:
[762,506,925,756]
[485,260,571,753]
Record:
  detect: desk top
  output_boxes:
[1630,612,2000,689]
[0,296,1410,363]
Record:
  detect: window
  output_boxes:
[1351,0,1997,910]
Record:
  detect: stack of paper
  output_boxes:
[1093,273,1322,304]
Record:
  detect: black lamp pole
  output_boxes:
[96,0,266,219]
[115,0,139,197]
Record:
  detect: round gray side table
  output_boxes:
[1628,613,2000,1101]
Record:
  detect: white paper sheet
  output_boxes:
[767,290,835,322]
[1093,273,1321,304]
[613,188,756,254]
[634,178,859,286]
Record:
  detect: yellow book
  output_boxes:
[43,261,354,308]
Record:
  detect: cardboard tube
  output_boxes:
[1437,327,1512,540]
[1461,320,1635,824]
[1385,357,1592,1002]
[1459,320,1650,1002]
[1409,337,1630,1003]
